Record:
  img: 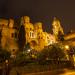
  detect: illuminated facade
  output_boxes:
[52,17,64,40]
[7,19,18,55]
[21,16,56,51]
[0,19,18,54]
[0,16,65,52]
[1,16,75,64]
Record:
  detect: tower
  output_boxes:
[52,17,64,40]
[34,22,45,51]
[8,19,18,55]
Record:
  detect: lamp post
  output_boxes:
[65,45,69,50]
[64,45,70,60]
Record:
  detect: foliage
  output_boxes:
[37,43,66,61]
[0,48,11,62]
[14,43,67,65]
[18,25,26,51]
[48,44,66,59]
[14,50,32,65]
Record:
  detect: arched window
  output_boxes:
[29,31,35,38]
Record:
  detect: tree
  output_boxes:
[18,25,26,51]
[37,43,66,61]
[49,44,66,60]
[0,49,10,62]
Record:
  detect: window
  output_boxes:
[29,31,35,38]
[14,32,17,38]
[11,33,14,38]
[30,28,32,30]
[11,32,17,38]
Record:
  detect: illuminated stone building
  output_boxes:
[52,17,64,40]
[21,16,35,44]
[7,19,18,55]
[0,19,18,55]
[21,16,56,51]
[1,19,9,49]
[34,22,56,51]
[1,16,75,63]
[34,22,44,51]
[0,16,65,52]
[63,32,75,46]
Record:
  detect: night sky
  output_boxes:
[0,0,75,33]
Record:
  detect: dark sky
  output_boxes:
[0,0,75,33]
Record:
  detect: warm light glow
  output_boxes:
[65,45,69,50]
[27,49,31,52]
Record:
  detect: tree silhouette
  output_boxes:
[18,25,26,51]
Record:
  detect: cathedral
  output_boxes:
[0,16,75,65]
[0,16,64,53]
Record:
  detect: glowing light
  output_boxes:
[65,45,69,50]
[27,49,31,52]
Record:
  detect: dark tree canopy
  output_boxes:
[0,49,10,62]
[18,25,26,51]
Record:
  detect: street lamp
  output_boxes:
[27,49,31,53]
[64,45,70,60]
[65,45,70,50]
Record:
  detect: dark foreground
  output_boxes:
[0,60,75,75]
[9,68,75,75]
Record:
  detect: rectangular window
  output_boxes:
[11,33,14,38]
[11,32,17,38]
